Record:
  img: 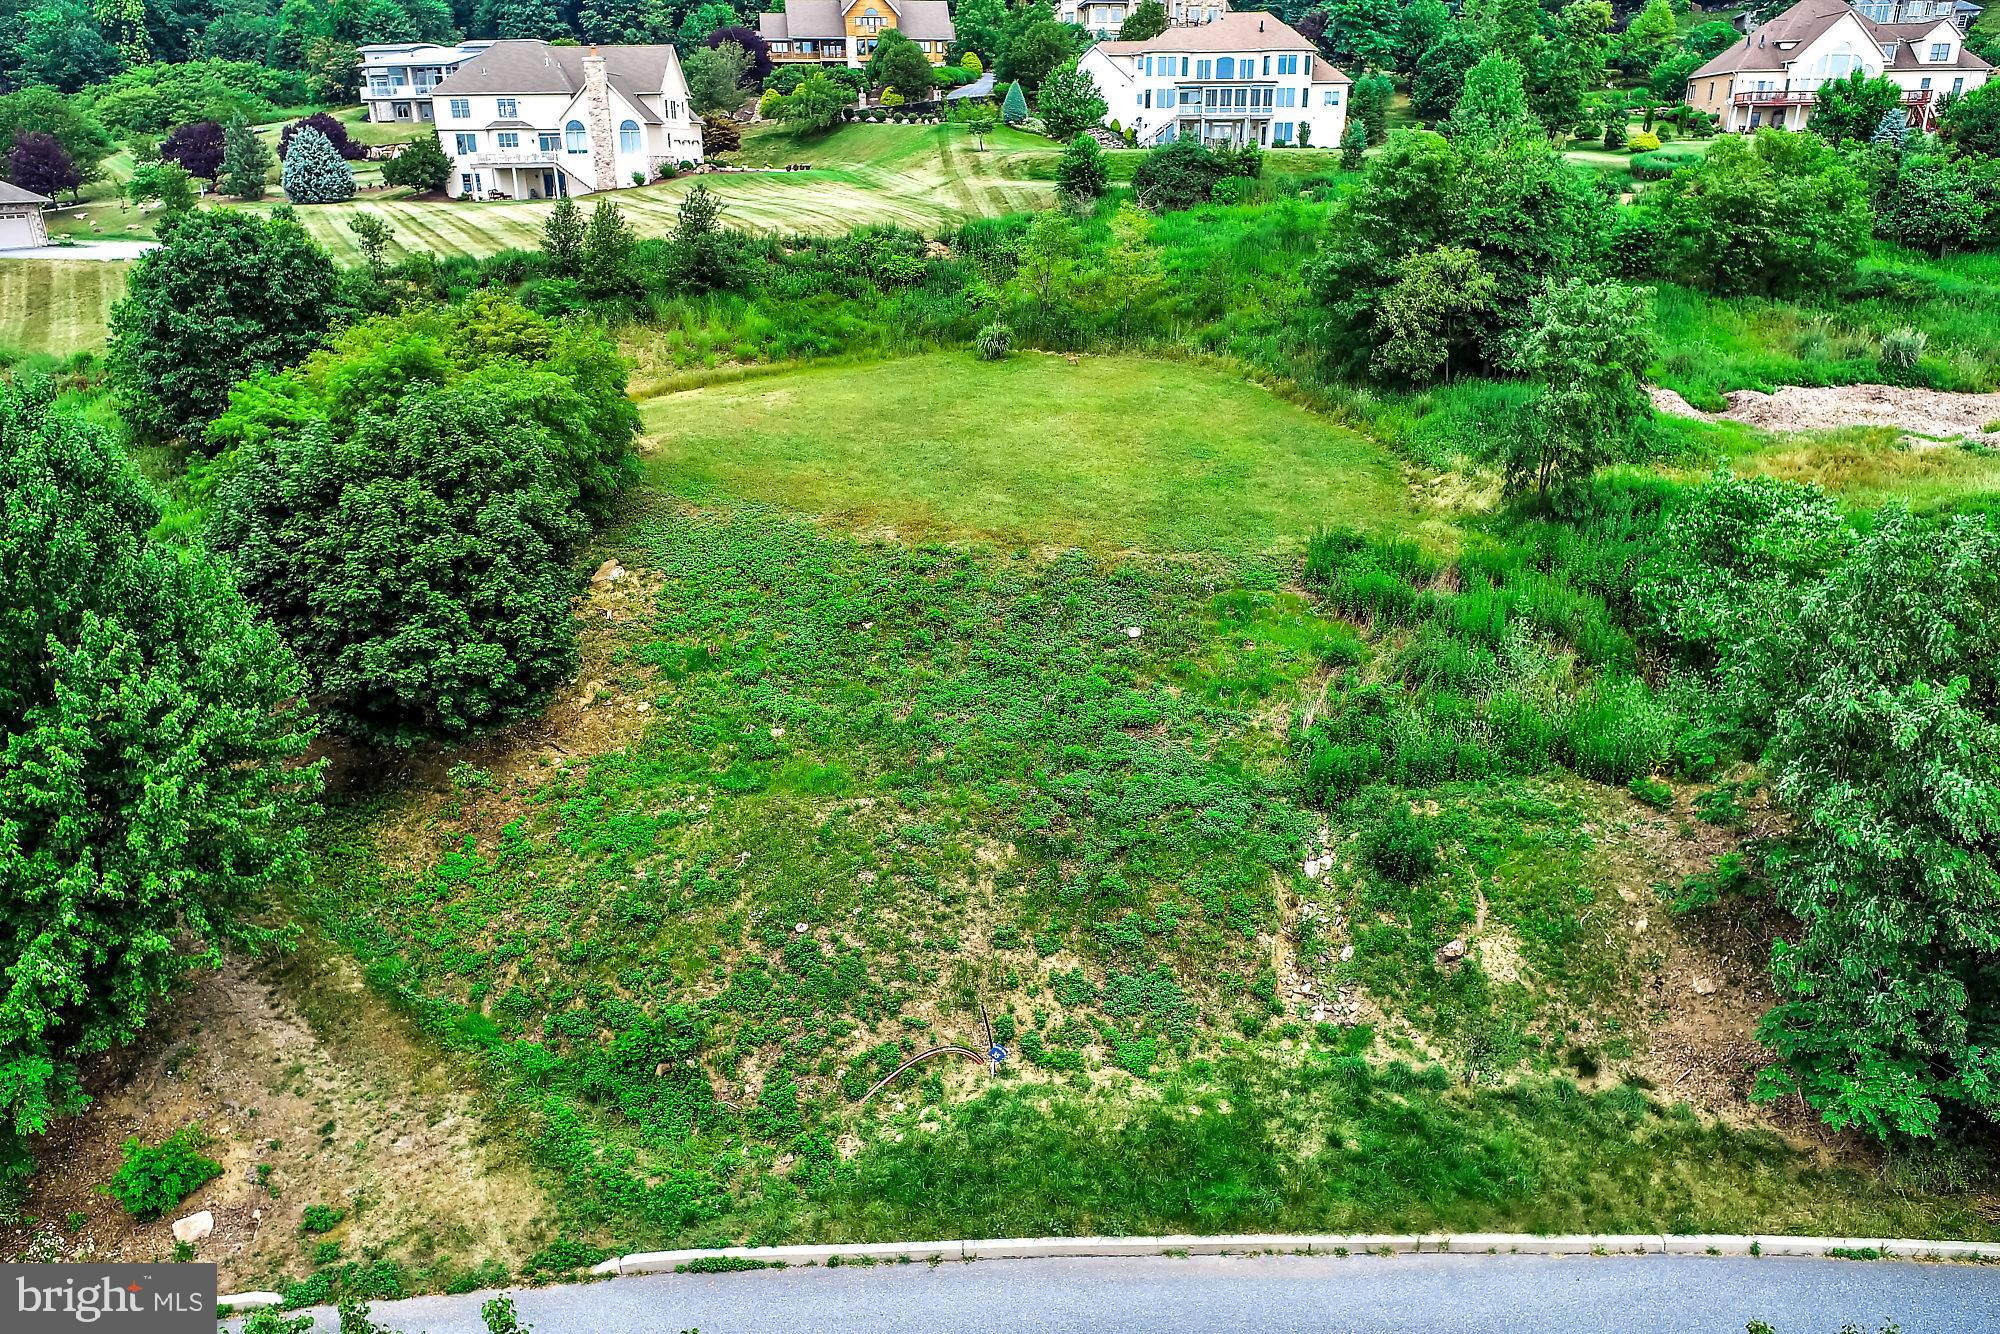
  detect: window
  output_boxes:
[1954,76,1965,94]
[1277,53,1297,75]
[497,98,518,118]
[1277,87,1294,108]
[1262,55,1270,75]
[1142,90,1151,108]
[1921,75,1933,89]
[497,131,519,148]
[459,172,473,194]
[1274,121,1293,143]
[1217,56,1234,78]
[619,119,640,152]
[1144,56,1152,74]
[1197,58,1212,78]
[454,132,477,154]
[539,131,560,151]
[565,119,587,153]
[448,97,470,119]
[1810,44,1865,81]
[1323,87,1340,106]
[1931,42,1951,61]
[1880,43,1898,59]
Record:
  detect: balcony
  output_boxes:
[468,149,561,167]
[1732,87,1936,106]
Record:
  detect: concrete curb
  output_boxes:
[589,1232,2000,1277]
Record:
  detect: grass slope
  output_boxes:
[0,259,129,357]
[277,123,1057,265]
[640,352,1414,554]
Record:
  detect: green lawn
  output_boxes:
[0,259,129,358]
[263,122,1057,264]
[639,352,1414,554]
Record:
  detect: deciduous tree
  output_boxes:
[1036,59,1106,140]
[380,133,450,193]
[1810,69,1904,145]
[0,376,319,1181]
[8,131,81,200]
[1504,276,1652,500]
[159,118,224,180]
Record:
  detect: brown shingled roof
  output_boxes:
[1691,0,1992,79]
[1094,10,1326,53]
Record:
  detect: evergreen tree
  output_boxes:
[280,126,355,202]
[1340,118,1366,169]
[672,182,730,292]
[542,196,584,277]
[579,197,637,300]
[219,112,273,200]
[1055,131,1107,202]
[1002,79,1029,125]
[1351,72,1393,144]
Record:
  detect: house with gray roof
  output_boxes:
[429,40,704,201]
[0,181,52,251]
[759,0,956,69]
[1690,0,1992,132]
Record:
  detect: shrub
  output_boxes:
[1627,776,1674,809]
[300,1204,346,1234]
[1878,326,1926,383]
[1626,130,1661,152]
[1603,118,1627,150]
[382,136,451,193]
[1365,805,1440,884]
[107,1128,223,1220]
[976,319,1012,360]
[1628,149,1699,181]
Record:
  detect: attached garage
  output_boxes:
[0,182,52,250]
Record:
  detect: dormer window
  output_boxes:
[1931,42,1951,61]
[1881,43,1898,59]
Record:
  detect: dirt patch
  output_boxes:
[3,950,554,1292]
[1652,383,2000,442]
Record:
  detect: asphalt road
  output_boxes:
[250,1253,2000,1333]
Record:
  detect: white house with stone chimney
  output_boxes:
[1079,12,1350,148]
[430,40,704,201]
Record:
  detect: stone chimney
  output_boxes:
[582,45,618,191]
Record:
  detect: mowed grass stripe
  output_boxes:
[0,260,129,357]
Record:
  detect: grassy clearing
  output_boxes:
[1651,248,2000,404]
[264,123,1057,265]
[0,259,128,357]
[638,352,1414,554]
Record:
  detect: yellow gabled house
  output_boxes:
[759,0,956,67]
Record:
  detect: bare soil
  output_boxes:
[2,949,554,1292]
[1652,383,2000,441]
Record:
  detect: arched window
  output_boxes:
[565,119,587,153]
[1811,43,1868,81]
[619,119,640,153]
[1217,56,1234,78]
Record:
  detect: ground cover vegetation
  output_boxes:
[15,0,2000,1297]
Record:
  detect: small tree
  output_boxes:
[705,25,774,85]
[1117,0,1168,40]
[9,131,80,200]
[381,135,451,193]
[959,104,997,150]
[1351,72,1393,145]
[108,209,338,441]
[542,196,585,277]
[348,213,394,279]
[1036,60,1106,140]
[869,30,937,103]
[1445,54,1533,147]
[279,111,363,161]
[126,160,197,213]
[1370,245,1499,384]
[672,181,730,292]
[683,42,753,116]
[1001,79,1029,125]
[776,73,852,134]
[1504,276,1653,501]
[1339,119,1366,170]
[579,198,638,300]
[219,112,273,199]
[281,127,356,203]
[159,119,225,181]
[962,51,983,77]
[1055,131,1107,203]
[1941,80,2000,158]
[1811,70,1906,145]
[698,111,741,156]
